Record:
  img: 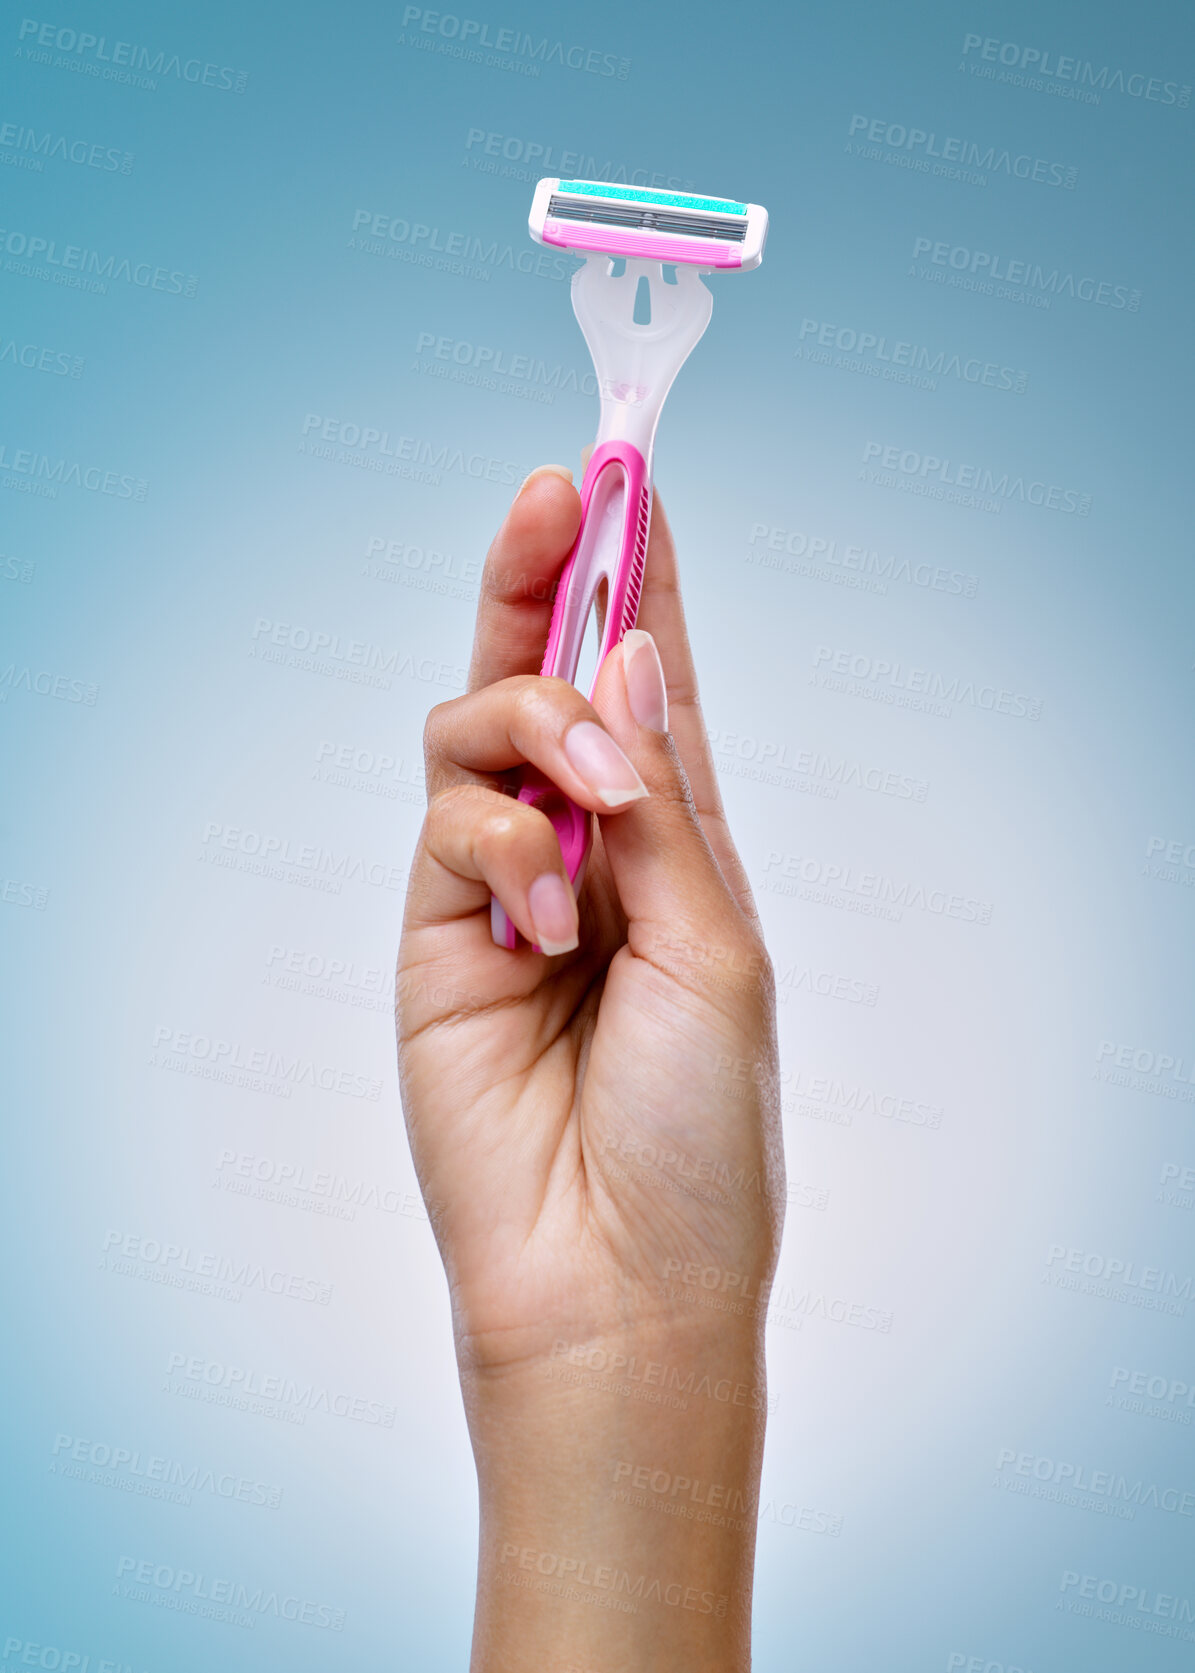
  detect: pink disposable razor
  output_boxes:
[491,179,769,950]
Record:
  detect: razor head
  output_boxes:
[530,179,767,271]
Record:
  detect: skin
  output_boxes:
[396,466,785,1672]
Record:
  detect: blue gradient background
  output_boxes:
[2,1,1193,1667]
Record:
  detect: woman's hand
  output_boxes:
[396,464,785,1671]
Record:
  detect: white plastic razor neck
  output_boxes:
[570,255,714,463]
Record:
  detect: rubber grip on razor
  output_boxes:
[491,442,650,952]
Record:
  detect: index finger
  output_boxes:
[466,466,581,693]
[468,461,702,713]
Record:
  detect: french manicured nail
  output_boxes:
[518,463,574,494]
[563,721,648,807]
[622,629,668,732]
[527,873,579,955]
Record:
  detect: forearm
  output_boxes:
[463,1316,769,1673]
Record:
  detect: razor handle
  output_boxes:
[489,440,651,951]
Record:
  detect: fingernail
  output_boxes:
[518,463,574,495]
[622,629,668,732]
[527,873,579,955]
[563,721,648,807]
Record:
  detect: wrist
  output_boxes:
[461,1318,768,1672]
[461,1307,770,1474]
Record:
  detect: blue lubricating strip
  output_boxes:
[556,180,748,216]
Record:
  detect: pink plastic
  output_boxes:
[542,218,742,269]
[493,441,651,951]
[540,441,651,681]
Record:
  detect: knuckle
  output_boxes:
[423,783,461,827]
[539,674,587,706]
[527,674,591,723]
[480,554,539,607]
[749,938,776,993]
[653,764,699,816]
[670,776,699,813]
[426,781,491,825]
[693,909,771,988]
[506,673,544,710]
[509,674,561,732]
[478,557,507,603]
[477,812,517,854]
[422,699,454,762]
[474,798,550,864]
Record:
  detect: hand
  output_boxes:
[396,464,785,1671]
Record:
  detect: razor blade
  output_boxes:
[530,178,768,270]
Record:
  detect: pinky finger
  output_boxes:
[405,782,580,956]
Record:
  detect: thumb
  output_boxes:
[589,630,761,986]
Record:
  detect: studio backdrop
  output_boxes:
[2,1,1193,1668]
